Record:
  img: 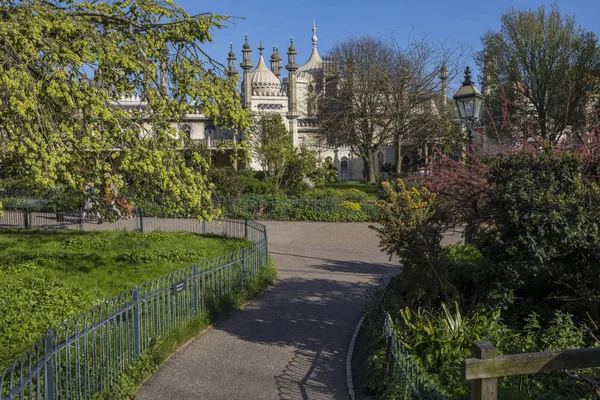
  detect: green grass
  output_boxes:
[0,229,250,300]
[0,229,251,369]
[325,181,379,199]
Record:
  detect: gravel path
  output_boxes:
[137,221,399,400]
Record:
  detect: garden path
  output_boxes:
[137,221,399,400]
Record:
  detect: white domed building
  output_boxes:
[226,23,371,179]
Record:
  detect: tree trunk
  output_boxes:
[395,136,402,174]
[363,154,376,183]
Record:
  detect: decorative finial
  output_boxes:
[245,34,248,43]
[312,21,317,47]
[290,36,293,45]
[259,41,264,56]
[230,42,233,51]
[463,66,473,85]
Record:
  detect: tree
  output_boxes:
[477,3,600,144]
[383,37,467,174]
[0,0,248,219]
[247,113,294,188]
[317,36,397,183]
[318,35,467,181]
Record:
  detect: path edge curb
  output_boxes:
[347,314,365,400]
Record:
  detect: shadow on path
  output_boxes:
[211,260,397,399]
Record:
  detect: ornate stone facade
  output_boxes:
[229,22,368,179]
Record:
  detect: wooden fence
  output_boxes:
[462,341,600,400]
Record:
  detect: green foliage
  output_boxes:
[483,150,600,320]
[281,147,337,195]
[247,114,295,188]
[477,3,600,142]
[325,181,379,197]
[307,187,370,202]
[221,195,376,222]
[210,167,279,201]
[366,148,600,398]
[487,151,599,268]
[0,229,250,371]
[118,246,205,264]
[0,0,249,219]
[0,267,91,367]
[368,276,600,399]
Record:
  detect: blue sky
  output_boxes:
[177,0,599,90]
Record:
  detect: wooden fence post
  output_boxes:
[470,341,498,400]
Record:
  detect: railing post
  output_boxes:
[264,224,269,266]
[203,219,207,234]
[192,264,199,313]
[470,341,498,400]
[79,208,84,231]
[132,287,141,359]
[23,210,29,229]
[244,219,248,240]
[138,208,144,233]
[44,332,54,400]
[241,248,247,287]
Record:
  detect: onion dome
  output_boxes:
[243,34,250,50]
[251,42,282,96]
[296,21,323,82]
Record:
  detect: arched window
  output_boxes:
[377,152,384,171]
[325,156,332,164]
[341,157,349,176]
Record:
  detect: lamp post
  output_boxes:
[453,66,485,148]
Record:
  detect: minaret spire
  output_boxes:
[440,62,448,112]
[240,34,254,109]
[226,42,238,77]
[270,44,282,79]
[312,21,317,48]
[286,36,299,146]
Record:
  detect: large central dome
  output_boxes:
[251,43,282,96]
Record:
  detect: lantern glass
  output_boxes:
[455,98,474,119]
[473,95,484,121]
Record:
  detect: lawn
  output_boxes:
[0,229,250,369]
[325,180,379,199]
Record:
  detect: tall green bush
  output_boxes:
[484,150,600,320]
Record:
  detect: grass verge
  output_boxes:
[0,229,250,369]
[95,257,278,399]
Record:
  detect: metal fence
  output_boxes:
[379,290,445,399]
[0,217,268,400]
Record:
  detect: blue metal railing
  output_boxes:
[378,283,446,400]
[0,218,268,400]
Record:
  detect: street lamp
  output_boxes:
[453,66,485,147]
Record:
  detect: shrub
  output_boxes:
[483,150,600,321]
[371,276,600,399]
[210,167,279,201]
[338,188,369,202]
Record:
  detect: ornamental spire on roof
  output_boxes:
[312,20,317,48]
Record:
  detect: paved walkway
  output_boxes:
[137,222,399,400]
